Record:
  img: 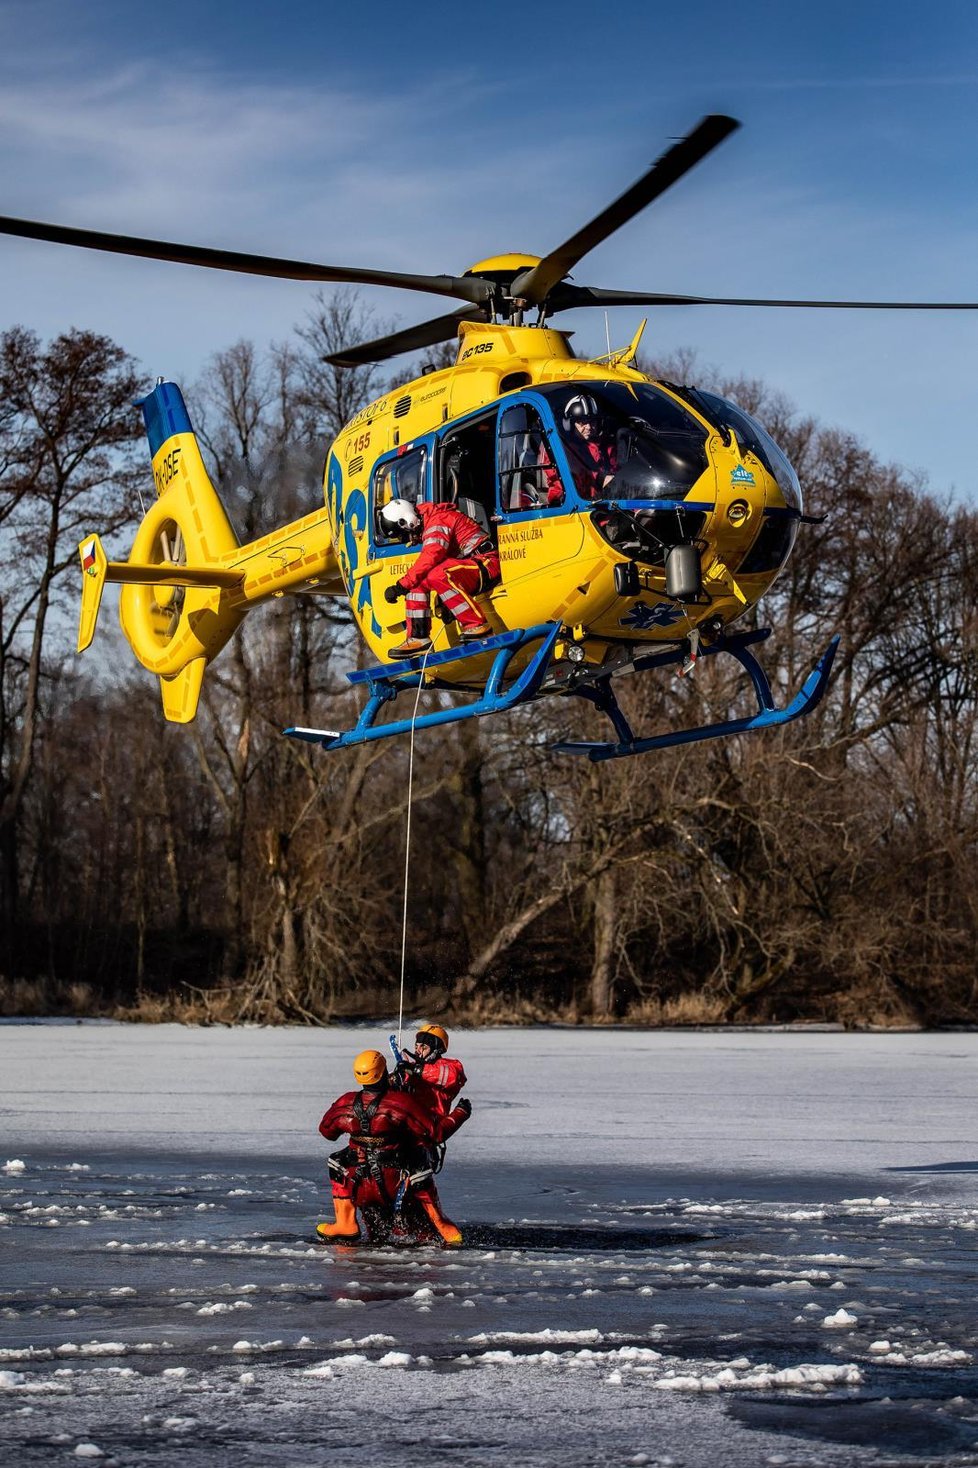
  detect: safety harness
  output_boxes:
[346,1093,408,1205]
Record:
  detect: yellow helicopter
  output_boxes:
[4,115,973,759]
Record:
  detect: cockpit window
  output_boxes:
[692,391,802,511]
[538,383,709,502]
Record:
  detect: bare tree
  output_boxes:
[0,328,142,946]
[293,289,392,440]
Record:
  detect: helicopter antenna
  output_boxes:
[604,311,612,357]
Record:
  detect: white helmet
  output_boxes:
[379,498,421,540]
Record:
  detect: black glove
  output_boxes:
[384,581,405,604]
[454,1098,472,1119]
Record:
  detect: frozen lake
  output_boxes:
[1,1024,976,1466]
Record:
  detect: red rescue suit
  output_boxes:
[319,1085,467,1208]
[547,435,618,504]
[406,1055,466,1119]
[399,502,499,635]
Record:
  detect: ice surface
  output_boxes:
[0,1024,976,1466]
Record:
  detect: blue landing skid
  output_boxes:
[552,631,840,762]
[284,623,561,752]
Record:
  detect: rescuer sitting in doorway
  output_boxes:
[553,392,618,502]
[318,1048,471,1245]
[381,498,500,658]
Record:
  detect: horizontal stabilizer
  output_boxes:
[103,561,243,589]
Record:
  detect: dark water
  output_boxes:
[2,1150,977,1466]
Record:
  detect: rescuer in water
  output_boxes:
[381,498,500,658]
[393,1023,469,1181]
[318,1049,471,1246]
[395,1023,467,1118]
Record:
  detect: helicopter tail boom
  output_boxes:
[78,380,342,723]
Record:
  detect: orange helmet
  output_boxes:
[415,1024,448,1055]
[353,1049,387,1085]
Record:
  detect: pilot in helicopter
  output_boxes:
[547,392,618,504]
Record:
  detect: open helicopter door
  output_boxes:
[363,437,433,645]
[496,399,557,512]
[437,412,497,537]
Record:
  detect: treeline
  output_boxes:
[1,303,976,1027]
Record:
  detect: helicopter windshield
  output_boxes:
[539,383,709,503]
[684,390,802,511]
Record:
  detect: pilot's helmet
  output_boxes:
[379,499,421,541]
[564,393,599,429]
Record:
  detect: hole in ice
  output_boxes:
[458,1224,708,1252]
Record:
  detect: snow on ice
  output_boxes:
[0,1024,976,1467]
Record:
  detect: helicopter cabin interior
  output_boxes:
[366,374,812,601]
[370,392,577,555]
[371,405,536,551]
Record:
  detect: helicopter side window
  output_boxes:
[372,447,428,546]
[497,403,563,511]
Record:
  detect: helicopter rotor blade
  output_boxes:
[511,115,740,308]
[324,306,487,367]
[549,284,978,311]
[0,214,494,307]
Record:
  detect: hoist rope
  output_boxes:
[397,641,433,1047]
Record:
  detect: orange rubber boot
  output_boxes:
[417,1193,463,1247]
[316,1198,360,1242]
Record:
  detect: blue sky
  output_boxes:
[0,0,976,499]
